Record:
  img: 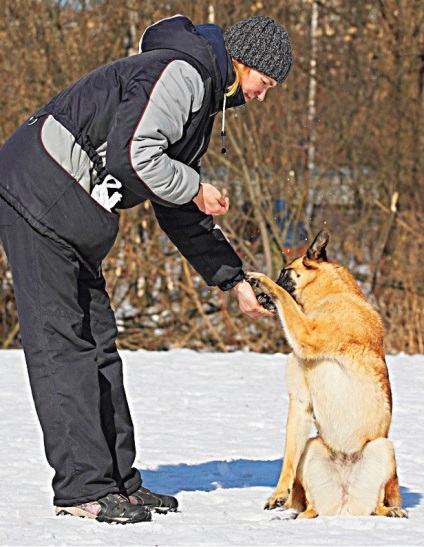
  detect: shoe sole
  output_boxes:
[154,506,175,514]
[55,506,151,524]
[130,501,177,514]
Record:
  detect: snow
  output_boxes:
[0,348,423,546]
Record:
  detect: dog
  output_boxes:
[246,229,407,518]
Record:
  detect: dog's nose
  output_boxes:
[276,269,288,286]
[276,268,296,295]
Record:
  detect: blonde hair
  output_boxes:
[226,58,249,97]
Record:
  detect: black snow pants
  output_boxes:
[0,119,141,506]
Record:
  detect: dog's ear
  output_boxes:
[305,229,329,262]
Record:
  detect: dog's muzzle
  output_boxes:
[276,268,296,296]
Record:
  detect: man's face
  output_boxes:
[239,68,278,102]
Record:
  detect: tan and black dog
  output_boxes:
[246,229,407,519]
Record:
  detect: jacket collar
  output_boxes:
[195,23,245,110]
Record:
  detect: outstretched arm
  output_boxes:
[151,202,273,318]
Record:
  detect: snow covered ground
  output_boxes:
[0,348,423,546]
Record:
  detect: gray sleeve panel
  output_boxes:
[130,60,205,205]
[40,116,93,192]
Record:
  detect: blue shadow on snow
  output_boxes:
[140,458,421,510]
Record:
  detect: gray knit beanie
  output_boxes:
[224,16,292,85]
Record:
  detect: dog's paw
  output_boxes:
[257,292,277,312]
[264,494,289,511]
[245,271,266,290]
[386,507,408,518]
[246,273,278,312]
[374,504,409,518]
[246,271,278,295]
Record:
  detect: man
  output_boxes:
[0,15,292,523]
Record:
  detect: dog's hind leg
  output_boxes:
[348,438,407,517]
[296,437,345,517]
[384,473,403,508]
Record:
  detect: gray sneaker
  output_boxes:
[56,493,152,524]
[129,486,178,513]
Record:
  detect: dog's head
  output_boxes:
[276,229,330,301]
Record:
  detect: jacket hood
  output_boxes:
[139,15,244,110]
[139,16,223,92]
[195,23,245,110]
[139,15,245,156]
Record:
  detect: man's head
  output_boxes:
[224,16,292,86]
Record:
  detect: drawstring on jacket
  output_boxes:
[221,94,227,155]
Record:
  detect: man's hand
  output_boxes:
[233,280,275,319]
[193,183,229,216]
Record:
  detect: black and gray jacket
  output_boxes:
[0,15,246,289]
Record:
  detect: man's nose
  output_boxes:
[255,89,268,102]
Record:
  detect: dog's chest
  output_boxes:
[303,359,384,452]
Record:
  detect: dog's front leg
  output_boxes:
[265,355,313,511]
[246,272,315,359]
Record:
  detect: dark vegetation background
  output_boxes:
[0,0,422,354]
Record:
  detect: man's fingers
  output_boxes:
[193,183,230,215]
[246,307,275,318]
[217,195,229,209]
[211,196,229,215]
